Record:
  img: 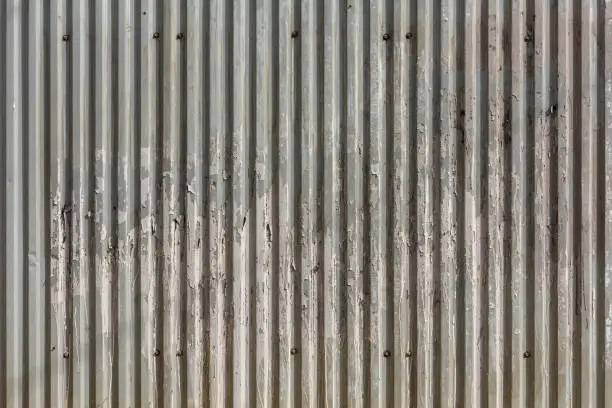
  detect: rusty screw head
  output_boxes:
[405,32,413,39]
[382,33,391,41]
[153,348,161,357]
[383,350,391,358]
[291,30,299,39]
[523,351,531,359]
[152,32,160,39]
[63,351,70,359]
[290,347,299,356]
[62,34,70,42]
[176,32,184,40]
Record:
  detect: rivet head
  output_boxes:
[153,32,160,39]
[291,30,299,38]
[405,32,413,39]
[383,350,391,358]
[523,351,531,358]
[63,351,70,359]
[153,348,161,357]
[62,34,70,42]
[176,33,184,40]
[382,33,391,41]
[290,347,299,355]
[405,351,412,358]
[176,350,183,357]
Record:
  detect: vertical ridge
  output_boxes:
[27,0,49,405]
[207,0,228,405]
[49,0,72,405]
[110,0,119,405]
[438,1,458,407]
[415,0,435,405]
[277,0,297,405]
[6,0,26,405]
[346,1,366,407]
[184,0,205,404]
[298,0,317,404]
[557,0,577,405]
[322,0,347,406]
[117,0,138,405]
[390,1,411,407]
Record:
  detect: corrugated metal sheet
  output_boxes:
[1,0,611,407]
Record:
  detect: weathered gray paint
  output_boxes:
[1,0,611,407]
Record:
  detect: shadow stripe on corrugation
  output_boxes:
[1,0,611,407]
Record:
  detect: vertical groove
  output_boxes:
[383,0,395,404]
[362,0,372,405]
[454,1,466,406]
[479,0,490,404]
[594,1,606,407]
[21,0,30,405]
[501,0,512,404]
[270,0,281,405]
[407,0,418,405]
[21,1,30,406]
[291,0,303,406]
[87,1,96,405]
[431,0,442,404]
[0,0,6,399]
[247,0,257,404]
[225,0,235,406]
[571,0,582,404]
[525,0,536,405]
[133,0,142,406]
[201,0,211,404]
[548,0,560,405]
[180,0,188,404]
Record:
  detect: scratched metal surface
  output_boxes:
[0,0,611,407]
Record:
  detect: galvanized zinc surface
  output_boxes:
[1,0,611,407]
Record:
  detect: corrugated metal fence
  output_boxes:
[1,0,611,407]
